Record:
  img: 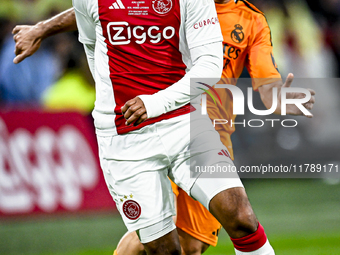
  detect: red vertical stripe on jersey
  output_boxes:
[98,0,191,134]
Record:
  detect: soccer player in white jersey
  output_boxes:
[12,2,276,255]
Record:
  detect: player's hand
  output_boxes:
[280,73,316,118]
[121,97,148,126]
[12,25,43,64]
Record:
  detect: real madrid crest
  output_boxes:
[231,24,244,43]
[152,0,173,15]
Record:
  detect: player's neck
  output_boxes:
[215,0,232,4]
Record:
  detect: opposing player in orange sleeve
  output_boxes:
[172,0,314,255]
[12,1,315,254]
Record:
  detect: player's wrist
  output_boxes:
[34,21,49,40]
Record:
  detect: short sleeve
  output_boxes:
[73,0,96,44]
[185,0,223,49]
[246,23,281,90]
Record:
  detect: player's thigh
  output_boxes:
[176,188,221,248]
[164,112,243,203]
[97,134,176,235]
[158,112,232,193]
[111,166,175,235]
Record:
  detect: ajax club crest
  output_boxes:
[121,194,141,220]
[123,199,141,220]
[231,24,244,43]
[152,0,172,14]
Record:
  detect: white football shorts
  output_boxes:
[96,110,243,234]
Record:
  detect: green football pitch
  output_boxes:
[1,179,339,255]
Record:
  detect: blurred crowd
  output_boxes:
[0,0,339,107]
[246,0,340,152]
[251,0,340,78]
[0,0,340,153]
[0,0,339,106]
[0,0,95,111]
[0,0,339,188]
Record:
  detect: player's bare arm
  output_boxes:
[258,73,316,117]
[12,8,77,64]
[114,193,178,255]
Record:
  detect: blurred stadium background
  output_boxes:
[0,0,340,254]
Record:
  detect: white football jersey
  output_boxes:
[73,0,223,135]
